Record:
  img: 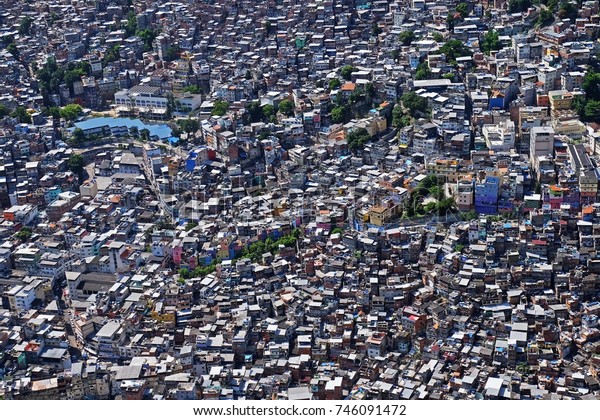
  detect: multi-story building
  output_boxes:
[561,71,585,91]
[6,282,37,312]
[94,321,125,360]
[482,120,515,152]
[114,86,202,118]
[454,178,474,211]
[537,67,559,93]
[548,90,575,115]
[475,175,499,214]
[425,158,462,182]
[3,204,38,225]
[47,192,81,222]
[530,126,555,162]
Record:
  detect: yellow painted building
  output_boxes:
[548,90,573,112]
[368,204,400,226]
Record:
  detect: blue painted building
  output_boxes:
[475,176,499,214]
[71,117,173,140]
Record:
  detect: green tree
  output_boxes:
[245,70,252,80]
[102,44,121,65]
[278,99,294,116]
[462,210,478,221]
[71,128,86,143]
[558,1,577,21]
[136,28,158,52]
[165,92,176,117]
[11,106,31,123]
[584,99,600,122]
[212,100,229,116]
[447,13,456,31]
[347,127,371,151]
[340,65,358,81]
[372,23,382,36]
[415,62,431,80]
[183,85,201,94]
[481,30,501,54]
[245,101,265,123]
[263,20,272,34]
[124,11,137,37]
[401,92,428,117]
[15,227,33,242]
[164,46,180,61]
[68,154,85,174]
[263,104,276,120]
[583,69,600,100]
[400,114,411,128]
[365,82,375,99]
[0,104,10,118]
[430,185,445,200]
[140,128,150,141]
[508,0,532,12]
[349,87,366,104]
[432,32,444,42]
[331,105,348,124]
[2,34,14,46]
[424,202,437,213]
[68,154,86,184]
[45,107,61,119]
[7,43,19,59]
[59,104,83,122]
[572,94,586,115]
[392,104,412,128]
[419,175,437,189]
[331,227,344,235]
[456,2,468,18]
[399,30,416,46]
[184,221,198,231]
[179,118,200,137]
[18,17,33,35]
[47,12,60,26]
[438,197,456,213]
[516,362,530,375]
[328,78,341,90]
[77,61,91,75]
[536,9,554,26]
[63,68,86,94]
[439,39,472,65]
